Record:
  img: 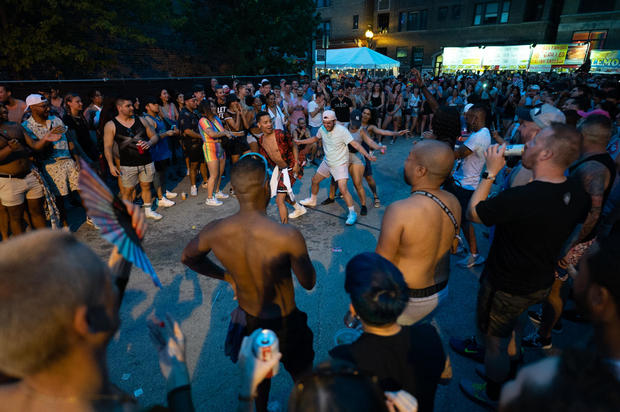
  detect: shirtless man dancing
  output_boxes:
[181,155,316,412]
[376,140,461,325]
[255,111,307,223]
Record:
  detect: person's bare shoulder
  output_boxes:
[0,382,24,411]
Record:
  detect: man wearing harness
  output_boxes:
[255,111,306,224]
[0,103,48,236]
[525,114,617,349]
[376,140,461,325]
[103,97,162,220]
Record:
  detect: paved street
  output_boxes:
[74,137,592,411]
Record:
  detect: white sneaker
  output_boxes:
[165,190,178,199]
[190,185,197,196]
[288,205,307,219]
[299,197,317,207]
[186,169,190,176]
[144,208,163,221]
[205,197,223,206]
[158,197,175,207]
[215,191,229,199]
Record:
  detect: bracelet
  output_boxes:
[238,393,254,402]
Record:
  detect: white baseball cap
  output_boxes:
[322,110,337,121]
[25,94,47,111]
[463,103,474,113]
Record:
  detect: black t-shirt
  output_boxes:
[179,108,199,139]
[329,324,445,412]
[330,97,353,122]
[216,101,228,121]
[476,179,590,295]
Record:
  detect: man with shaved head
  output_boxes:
[182,154,316,412]
[376,140,461,325]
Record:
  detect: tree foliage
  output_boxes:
[0,0,319,79]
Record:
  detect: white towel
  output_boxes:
[270,165,295,201]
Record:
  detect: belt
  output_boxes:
[408,280,448,298]
[0,171,30,179]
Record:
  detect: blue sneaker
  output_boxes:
[459,379,498,409]
[345,211,357,225]
[449,336,485,363]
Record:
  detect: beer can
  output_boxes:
[252,329,279,378]
[504,144,525,156]
[181,192,187,200]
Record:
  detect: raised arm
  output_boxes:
[410,68,439,113]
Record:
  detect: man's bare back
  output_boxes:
[183,211,315,319]
[378,189,461,289]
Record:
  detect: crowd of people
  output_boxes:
[0,66,620,412]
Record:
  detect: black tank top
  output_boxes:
[568,152,617,240]
[113,117,152,166]
[370,94,381,108]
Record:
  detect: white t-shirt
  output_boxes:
[317,124,353,167]
[453,127,491,190]
[307,100,323,128]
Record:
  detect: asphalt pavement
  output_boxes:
[73,136,593,411]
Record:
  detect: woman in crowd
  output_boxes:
[369,82,385,128]
[158,88,181,166]
[408,86,422,136]
[62,93,100,163]
[382,82,403,144]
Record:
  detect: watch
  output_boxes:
[482,172,496,182]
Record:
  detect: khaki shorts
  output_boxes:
[0,172,44,207]
[317,160,349,181]
[44,158,79,197]
[120,163,155,188]
[348,152,364,166]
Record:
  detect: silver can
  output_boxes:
[504,144,525,156]
[252,329,279,378]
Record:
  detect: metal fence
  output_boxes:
[2,74,303,101]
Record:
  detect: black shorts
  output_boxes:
[225,136,250,157]
[244,308,314,380]
[445,179,473,220]
[476,276,550,338]
[183,138,204,163]
[154,159,170,172]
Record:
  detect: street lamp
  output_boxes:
[364,26,374,49]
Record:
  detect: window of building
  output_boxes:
[378,13,390,33]
[376,47,388,56]
[318,21,331,48]
[572,30,607,49]
[396,47,408,59]
[452,5,461,19]
[578,0,614,13]
[353,15,359,29]
[523,0,544,21]
[398,10,428,31]
[316,0,331,8]
[411,47,424,69]
[438,7,448,21]
[377,0,390,11]
[473,2,510,26]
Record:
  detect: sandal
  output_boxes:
[374,197,381,208]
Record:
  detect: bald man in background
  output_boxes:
[376,140,461,325]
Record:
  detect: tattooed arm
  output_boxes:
[573,160,610,243]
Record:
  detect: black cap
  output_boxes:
[350,109,362,128]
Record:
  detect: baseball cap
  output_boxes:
[517,103,566,128]
[261,78,270,85]
[25,94,47,111]
[322,110,337,121]
[463,103,474,113]
[530,84,541,91]
[350,109,362,128]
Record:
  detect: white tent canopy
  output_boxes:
[316,47,400,70]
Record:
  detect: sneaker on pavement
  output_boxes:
[145,208,163,221]
[522,332,552,349]
[449,336,485,363]
[457,253,485,268]
[190,185,197,196]
[205,197,223,206]
[165,190,178,199]
[215,191,229,199]
[300,197,317,207]
[321,197,335,205]
[288,205,307,219]
[345,211,357,226]
[201,182,208,189]
[459,379,498,410]
[158,197,175,207]
[360,205,368,216]
[528,311,563,333]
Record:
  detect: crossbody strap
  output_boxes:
[412,190,459,237]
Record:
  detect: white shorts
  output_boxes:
[397,286,449,326]
[0,171,44,207]
[317,160,349,181]
[120,163,155,188]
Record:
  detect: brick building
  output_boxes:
[315,0,620,72]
